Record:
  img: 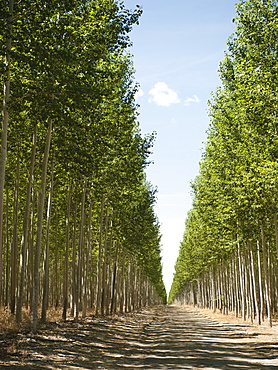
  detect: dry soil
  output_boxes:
[0,305,278,369]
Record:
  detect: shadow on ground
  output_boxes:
[1,305,278,369]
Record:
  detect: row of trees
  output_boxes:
[169,0,278,327]
[1,0,166,334]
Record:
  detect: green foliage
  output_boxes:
[169,0,278,304]
[1,0,165,315]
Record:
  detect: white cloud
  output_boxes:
[184,94,201,106]
[148,82,180,107]
[135,88,144,100]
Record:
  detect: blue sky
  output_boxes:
[124,0,236,294]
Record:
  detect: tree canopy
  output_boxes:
[1,0,166,333]
[169,0,278,326]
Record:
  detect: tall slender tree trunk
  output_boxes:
[211,265,216,313]
[233,251,240,318]
[110,242,119,314]
[10,155,20,314]
[105,229,113,315]
[95,196,105,316]
[62,181,72,321]
[237,243,246,320]
[4,187,10,306]
[82,198,92,319]
[261,225,272,327]
[74,180,87,321]
[246,245,254,323]
[71,204,77,317]
[41,161,54,322]
[250,243,260,324]
[0,0,14,305]
[54,223,59,308]
[273,213,278,259]
[16,126,37,323]
[125,261,132,313]
[31,118,52,334]
[257,239,264,324]
[27,191,36,309]
[101,206,109,316]
[119,249,126,314]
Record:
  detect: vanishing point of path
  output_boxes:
[1,305,278,369]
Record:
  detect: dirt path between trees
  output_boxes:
[1,305,278,369]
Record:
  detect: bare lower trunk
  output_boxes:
[16,126,37,323]
[10,155,20,314]
[71,204,77,317]
[261,226,272,327]
[82,198,92,319]
[273,213,278,259]
[0,0,14,305]
[95,196,105,316]
[4,187,10,307]
[101,206,109,316]
[62,182,72,321]
[257,240,264,324]
[31,118,52,334]
[110,242,119,314]
[119,249,126,314]
[237,243,246,320]
[41,162,54,322]
[74,180,87,321]
[250,243,260,325]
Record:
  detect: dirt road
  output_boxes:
[1,305,278,369]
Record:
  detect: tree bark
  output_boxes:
[0,0,14,306]
[10,155,20,314]
[54,225,59,308]
[261,226,272,327]
[250,243,260,324]
[95,196,105,316]
[119,249,126,314]
[62,181,72,321]
[273,213,278,259]
[31,118,52,334]
[237,243,246,320]
[110,242,119,314]
[82,195,92,319]
[74,180,87,321]
[4,187,10,307]
[257,239,264,324]
[16,125,37,323]
[41,161,54,322]
[70,203,77,317]
[101,206,109,316]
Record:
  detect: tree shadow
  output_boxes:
[1,306,277,369]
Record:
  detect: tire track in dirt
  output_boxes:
[1,305,278,369]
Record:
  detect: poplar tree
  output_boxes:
[1,0,166,332]
[170,0,278,326]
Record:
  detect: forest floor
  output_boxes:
[0,305,278,369]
